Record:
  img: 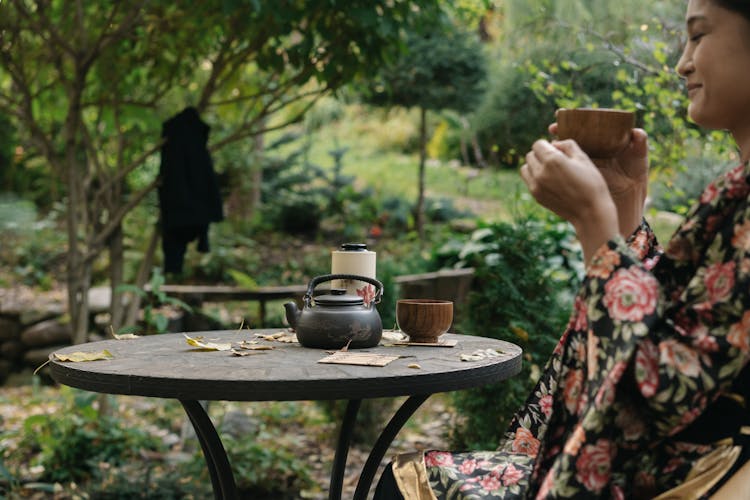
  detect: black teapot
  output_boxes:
[284,274,383,349]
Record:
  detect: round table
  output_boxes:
[49,330,522,499]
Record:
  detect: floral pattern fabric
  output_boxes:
[424,162,750,499]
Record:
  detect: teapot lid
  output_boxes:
[314,288,364,306]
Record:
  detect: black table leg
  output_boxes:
[180,400,238,500]
[353,394,431,500]
[329,398,362,500]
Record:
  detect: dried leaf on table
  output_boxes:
[113,333,141,340]
[231,349,267,357]
[54,350,114,362]
[183,334,232,351]
[235,342,274,351]
[255,332,297,343]
[460,348,502,362]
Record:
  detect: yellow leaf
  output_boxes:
[510,325,529,343]
[54,350,114,362]
[113,333,141,340]
[183,334,232,351]
[407,363,421,369]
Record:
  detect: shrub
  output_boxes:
[19,388,163,485]
[434,215,582,449]
[649,149,736,215]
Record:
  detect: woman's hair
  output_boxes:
[712,0,750,22]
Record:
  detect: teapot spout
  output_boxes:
[284,302,301,329]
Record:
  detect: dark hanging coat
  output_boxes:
[158,106,223,274]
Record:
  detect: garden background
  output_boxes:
[0,0,741,498]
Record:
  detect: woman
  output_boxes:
[375,0,750,498]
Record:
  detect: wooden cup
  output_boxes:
[396,299,453,343]
[556,108,635,158]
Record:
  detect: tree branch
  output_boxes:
[84,177,160,264]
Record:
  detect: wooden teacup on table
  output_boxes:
[396,299,453,343]
[556,108,635,159]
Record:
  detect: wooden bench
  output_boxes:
[395,268,475,330]
[154,284,308,327]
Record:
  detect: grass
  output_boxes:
[285,103,529,222]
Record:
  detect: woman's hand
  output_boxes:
[550,123,649,236]
[520,139,619,264]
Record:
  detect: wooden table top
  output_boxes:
[48,330,522,402]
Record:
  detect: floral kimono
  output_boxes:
[389,162,750,499]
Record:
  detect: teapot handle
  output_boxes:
[304,274,383,306]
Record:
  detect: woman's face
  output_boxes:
[676,0,750,134]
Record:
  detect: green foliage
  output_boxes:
[434,215,582,449]
[0,196,66,288]
[117,267,193,334]
[650,150,737,215]
[365,24,487,114]
[472,58,556,167]
[19,388,162,485]
[224,440,315,497]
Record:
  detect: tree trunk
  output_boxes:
[109,224,125,334]
[124,222,160,328]
[416,106,427,240]
[249,122,264,219]
[471,135,487,168]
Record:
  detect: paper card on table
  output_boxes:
[317,352,400,367]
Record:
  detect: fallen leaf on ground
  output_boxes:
[54,350,114,362]
[183,334,232,351]
[407,363,421,369]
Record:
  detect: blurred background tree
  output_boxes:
[0,0,443,343]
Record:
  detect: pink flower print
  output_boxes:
[587,329,599,380]
[660,339,701,378]
[563,424,586,455]
[479,473,502,492]
[703,261,735,303]
[563,368,584,414]
[458,459,477,475]
[511,427,540,457]
[588,248,621,279]
[539,394,553,418]
[693,333,719,353]
[725,164,750,198]
[603,267,658,322]
[700,181,719,204]
[635,339,659,397]
[611,484,625,500]
[535,471,555,499]
[356,284,376,306]
[575,439,615,493]
[571,296,588,332]
[728,310,750,354]
[502,464,523,486]
[424,451,454,467]
[733,220,750,251]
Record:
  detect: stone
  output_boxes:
[23,344,66,368]
[21,319,72,347]
[0,317,21,341]
[1,339,25,361]
[20,308,61,327]
[220,410,260,439]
